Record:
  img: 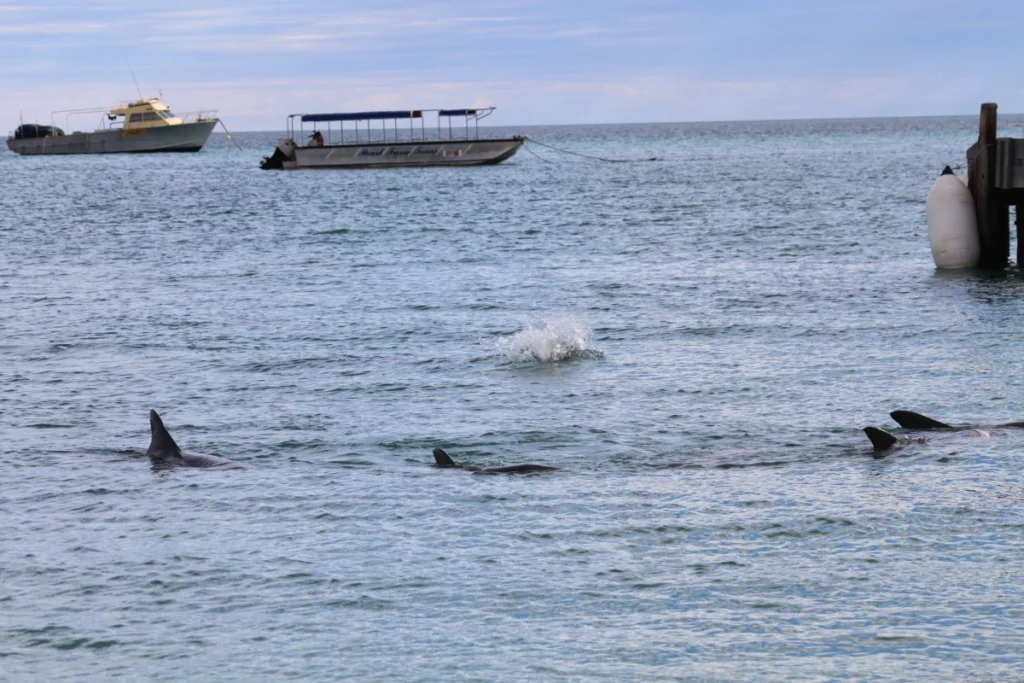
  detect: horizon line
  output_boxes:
[217,110,1023,134]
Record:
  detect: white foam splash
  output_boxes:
[498,316,603,363]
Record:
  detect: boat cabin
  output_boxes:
[109,98,184,130]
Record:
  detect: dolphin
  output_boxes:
[862,410,1018,454]
[889,410,1024,431]
[432,447,561,474]
[147,410,244,469]
[863,426,933,453]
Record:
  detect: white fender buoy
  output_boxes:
[926,166,979,268]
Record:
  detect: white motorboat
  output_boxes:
[7,97,218,155]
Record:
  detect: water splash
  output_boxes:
[498,316,603,363]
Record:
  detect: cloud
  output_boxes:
[1,1,1023,129]
[0,22,109,35]
[0,59,58,75]
[3,71,1000,133]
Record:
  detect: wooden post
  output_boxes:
[979,102,997,148]
[970,103,1009,268]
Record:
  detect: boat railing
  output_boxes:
[46,106,218,132]
[51,107,115,132]
[286,107,498,148]
[179,110,218,123]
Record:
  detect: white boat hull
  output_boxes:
[270,137,524,170]
[6,120,218,155]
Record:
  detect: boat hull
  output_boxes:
[277,137,524,169]
[6,120,218,155]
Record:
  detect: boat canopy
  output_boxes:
[300,107,494,123]
[301,110,424,123]
[287,107,497,146]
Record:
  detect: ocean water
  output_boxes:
[2,116,1024,680]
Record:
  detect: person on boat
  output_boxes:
[309,130,324,147]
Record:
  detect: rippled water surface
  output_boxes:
[3,117,1024,680]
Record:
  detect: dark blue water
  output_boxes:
[2,117,1024,680]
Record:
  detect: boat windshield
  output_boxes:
[129,112,164,123]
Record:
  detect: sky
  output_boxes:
[2,0,1023,131]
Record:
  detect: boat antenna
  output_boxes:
[125,56,143,99]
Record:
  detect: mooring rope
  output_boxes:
[525,138,657,163]
[522,142,553,164]
[219,120,244,151]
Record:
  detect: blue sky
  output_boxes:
[2,1,1023,130]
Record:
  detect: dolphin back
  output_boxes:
[181,452,245,469]
[148,410,181,456]
[890,411,954,430]
[433,448,459,468]
[432,447,558,473]
[146,410,243,469]
[475,464,561,474]
[864,426,899,452]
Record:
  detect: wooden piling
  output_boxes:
[979,102,997,148]
[963,104,1024,267]
[967,103,1009,269]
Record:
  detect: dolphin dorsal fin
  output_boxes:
[864,427,899,451]
[890,411,954,430]
[148,410,181,456]
[433,448,457,467]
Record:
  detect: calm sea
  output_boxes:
[2,116,1023,681]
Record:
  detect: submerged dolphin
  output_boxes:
[147,410,244,469]
[863,410,1023,453]
[432,448,561,474]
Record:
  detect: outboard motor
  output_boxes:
[259,138,297,170]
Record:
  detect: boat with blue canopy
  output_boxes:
[260,106,524,170]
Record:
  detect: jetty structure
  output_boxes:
[964,103,1024,268]
[260,107,525,170]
